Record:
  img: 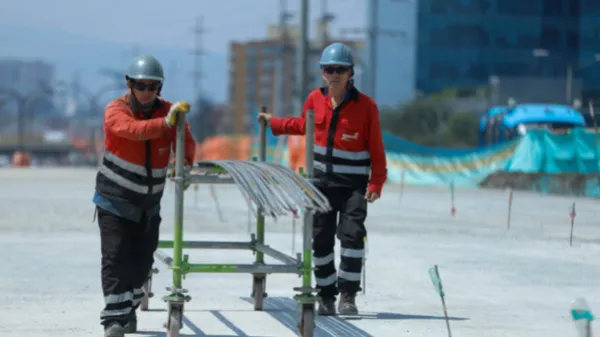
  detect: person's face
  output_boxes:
[321,65,352,90]
[128,80,161,104]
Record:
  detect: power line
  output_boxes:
[278,0,293,117]
[319,0,335,50]
[339,0,407,100]
[295,0,309,117]
[168,60,178,99]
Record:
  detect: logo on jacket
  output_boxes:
[158,147,170,155]
[341,132,359,141]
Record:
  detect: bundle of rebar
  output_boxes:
[187,160,332,219]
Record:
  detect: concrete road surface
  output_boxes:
[0,168,599,337]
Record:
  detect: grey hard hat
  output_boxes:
[125,55,164,82]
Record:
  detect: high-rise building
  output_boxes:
[579,0,600,101]
[228,22,364,134]
[415,0,600,103]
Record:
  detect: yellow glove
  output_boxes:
[165,101,191,127]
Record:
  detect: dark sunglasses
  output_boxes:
[322,66,351,75]
[132,81,160,91]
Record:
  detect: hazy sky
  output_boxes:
[0,0,368,53]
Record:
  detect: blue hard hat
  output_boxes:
[319,42,354,66]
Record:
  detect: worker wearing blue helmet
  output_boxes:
[260,42,387,316]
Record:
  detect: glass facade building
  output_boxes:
[416,0,600,102]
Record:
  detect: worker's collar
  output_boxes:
[319,84,359,102]
[129,94,160,115]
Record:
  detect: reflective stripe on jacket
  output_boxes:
[95,93,196,208]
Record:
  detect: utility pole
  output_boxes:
[279,0,293,117]
[318,0,336,88]
[368,0,378,100]
[295,0,309,117]
[168,60,178,99]
[319,0,335,50]
[190,16,205,102]
[339,0,407,101]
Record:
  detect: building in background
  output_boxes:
[228,21,364,134]
[415,0,600,105]
[364,0,417,107]
[0,59,57,142]
[579,0,600,102]
[0,59,54,95]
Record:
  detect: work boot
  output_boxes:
[104,321,125,337]
[123,311,137,334]
[317,297,336,316]
[338,292,359,315]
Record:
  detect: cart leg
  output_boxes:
[297,303,315,337]
[251,203,268,310]
[165,302,184,337]
[140,268,158,311]
[163,112,190,335]
[252,274,266,310]
[293,209,320,335]
[251,115,269,310]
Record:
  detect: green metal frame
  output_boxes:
[151,108,320,318]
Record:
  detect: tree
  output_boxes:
[444,111,480,148]
[379,94,480,148]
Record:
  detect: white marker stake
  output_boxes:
[247,205,252,234]
[362,235,368,295]
[209,184,224,223]
[450,182,456,216]
[571,297,594,337]
[507,188,513,229]
[429,265,452,337]
[569,202,576,247]
[399,170,406,205]
[291,209,298,255]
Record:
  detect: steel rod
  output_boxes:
[256,106,268,265]
[302,109,315,288]
[154,250,173,267]
[254,243,299,265]
[159,240,252,250]
[187,263,300,274]
[186,175,235,184]
[172,109,186,289]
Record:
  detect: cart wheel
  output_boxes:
[297,303,315,337]
[140,277,152,311]
[252,276,265,311]
[166,305,183,337]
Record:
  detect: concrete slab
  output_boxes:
[0,168,599,336]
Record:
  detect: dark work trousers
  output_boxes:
[97,207,161,326]
[312,186,367,300]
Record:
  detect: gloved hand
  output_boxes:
[165,101,191,128]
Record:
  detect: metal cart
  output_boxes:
[142,107,328,337]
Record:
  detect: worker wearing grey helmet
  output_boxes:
[94,54,196,337]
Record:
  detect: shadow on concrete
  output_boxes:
[242,296,469,336]
[135,312,272,337]
[136,296,468,337]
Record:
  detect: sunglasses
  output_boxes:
[132,81,160,92]
[322,66,351,75]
